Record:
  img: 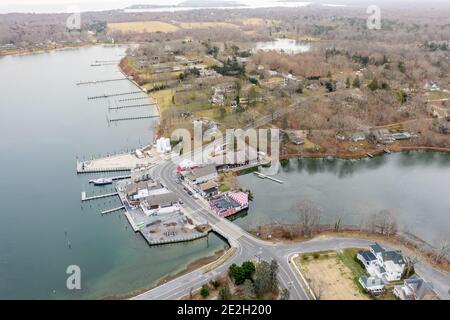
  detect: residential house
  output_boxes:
[424,80,440,91]
[351,132,366,142]
[359,276,385,295]
[394,275,440,300]
[368,128,394,145]
[357,242,406,282]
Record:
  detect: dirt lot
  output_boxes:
[295,253,368,300]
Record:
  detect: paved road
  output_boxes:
[133,96,450,300]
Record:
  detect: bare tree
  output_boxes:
[378,209,398,237]
[433,239,450,263]
[292,200,322,238]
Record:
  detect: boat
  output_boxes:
[89,178,113,186]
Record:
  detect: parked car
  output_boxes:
[187,190,193,196]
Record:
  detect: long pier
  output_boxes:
[108,115,159,122]
[253,172,283,184]
[76,160,132,174]
[118,96,152,102]
[108,103,155,110]
[76,78,128,86]
[87,91,144,100]
[101,206,125,215]
[81,192,118,202]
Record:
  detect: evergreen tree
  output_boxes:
[200,284,209,298]
[368,78,379,91]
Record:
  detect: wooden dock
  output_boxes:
[76,161,132,174]
[253,172,284,184]
[101,206,125,215]
[108,103,155,110]
[108,115,159,122]
[118,96,152,102]
[87,91,144,100]
[76,78,128,86]
[81,192,118,202]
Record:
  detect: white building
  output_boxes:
[359,276,385,295]
[357,243,406,282]
[156,137,172,154]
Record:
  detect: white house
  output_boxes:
[357,243,406,282]
[359,276,385,295]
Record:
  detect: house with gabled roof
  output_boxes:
[357,242,406,282]
[394,275,440,300]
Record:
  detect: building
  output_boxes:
[198,180,219,198]
[140,192,180,216]
[393,275,440,300]
[424,80,440,91]
[391,132,411,141]
[156,137,172,154]
[209,192,249,218]
[184,164,218,185]
[357,242,406,282]
[351,132,366,142]
[368,128,394,145]
[359,276,385,295]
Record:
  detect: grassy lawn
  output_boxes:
[151,89,176,113]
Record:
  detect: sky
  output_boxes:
[0,0,446,14]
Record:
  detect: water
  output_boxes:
[0,45,226,299]
[253,39,312,54]
[236,153,450,245]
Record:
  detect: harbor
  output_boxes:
[0,45,228,299]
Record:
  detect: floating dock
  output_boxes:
[81,192,118,202]
[253,172,284,184]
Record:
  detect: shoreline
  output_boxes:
[248,225,450,274]
[101,248,227,300]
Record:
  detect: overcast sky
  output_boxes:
[0,0,447,14]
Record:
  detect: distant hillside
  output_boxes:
[126,1,246,10]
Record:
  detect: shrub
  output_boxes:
[200,284,210,298]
